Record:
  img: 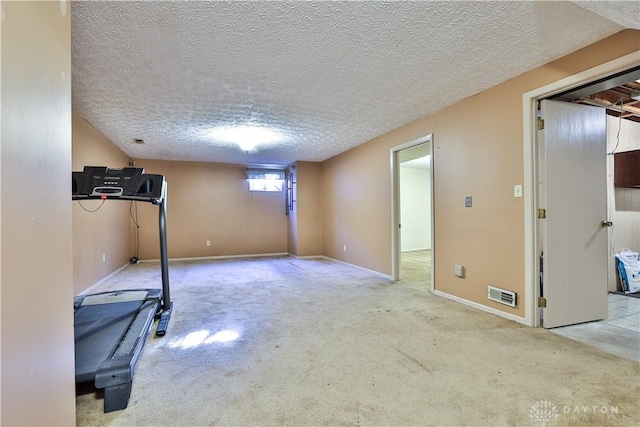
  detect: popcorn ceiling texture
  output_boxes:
[71,1,628,166]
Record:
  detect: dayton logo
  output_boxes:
[529,400,560,426]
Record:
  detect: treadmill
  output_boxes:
[72,166,173,412]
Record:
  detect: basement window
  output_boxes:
[247,169,285,192]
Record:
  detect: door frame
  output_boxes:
[522,51,640,327]
[390,134,434,288]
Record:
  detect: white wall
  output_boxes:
[607,114,640,291]
[400,166,431,251]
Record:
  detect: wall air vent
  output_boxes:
[488,286,517,308]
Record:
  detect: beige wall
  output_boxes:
[1,1,76,425]
[321,142,392,271]
[72,113,132,294]
[320,30,640,318]
[134,160,288,259]
[288,161,323,257]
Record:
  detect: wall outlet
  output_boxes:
[454,264,464,278]
[206,240,211,247]
[465,196,472,208]
[102,254,106,263]
[343,245,347,252]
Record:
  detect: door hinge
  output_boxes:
[538,297,547,308]
[537,208,546,219]
[537,118,544,130]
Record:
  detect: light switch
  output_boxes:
[514,185,523,198]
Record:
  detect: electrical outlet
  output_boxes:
[454,264,464,278]
[343,245,347,252]
[206,240,211,247]
[465,196,472,208]
[102,254,106,263]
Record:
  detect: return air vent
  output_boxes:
[488,286,517,308]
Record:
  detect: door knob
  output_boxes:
[600,220,613,228]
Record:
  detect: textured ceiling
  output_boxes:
[71,1,634,167]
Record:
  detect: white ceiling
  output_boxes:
[71,1,638,168]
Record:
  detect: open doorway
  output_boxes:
[536,68,640,327]
[523,53,640,327]
[547,69,640,294]
[523,57,640,360]
[391,135,434,290]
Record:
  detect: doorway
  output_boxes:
[522,52,640,327]
[391,135,434,290]
[536,99,609,328]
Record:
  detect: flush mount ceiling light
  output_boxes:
[204,125,284,152]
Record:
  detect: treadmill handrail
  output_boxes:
[72,166,171,336]
[72,194,164,204]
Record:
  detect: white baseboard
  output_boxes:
[433,290,527,325]
[320,256,393,280]
[290,254,324,260]
[77,262,130,296]
[139,252,290,263]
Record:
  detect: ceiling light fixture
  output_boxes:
[205,125,284,152]
[631,90,640,101]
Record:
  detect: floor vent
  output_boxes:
[488,286,517,308]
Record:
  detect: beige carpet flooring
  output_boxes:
[400,249,431,284]
[76,255,639,426]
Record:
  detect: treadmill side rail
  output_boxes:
[92,298,158,412]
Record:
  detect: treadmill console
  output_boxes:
[72,166,166,204]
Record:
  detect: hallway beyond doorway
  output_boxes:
[401,249,431,285]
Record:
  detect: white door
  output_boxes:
[540,100,608,328]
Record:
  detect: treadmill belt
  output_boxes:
[75,301,144,341]
[74,301,144,383]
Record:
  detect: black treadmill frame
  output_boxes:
[72,167,173,412]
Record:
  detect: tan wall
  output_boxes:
[72,113,132,294]
[321,138,394,272]
[320,30,640,317]
[292,162,323,257]
[134,160,288,259]
[1,1,76,425]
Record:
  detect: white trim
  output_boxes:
[77,262,129,296]
[139,252,290,263]
[523,50,640,327]
[290,254,324,260]
[433,290,527,325]
[320,256,393,280]
[390,134,433,284]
